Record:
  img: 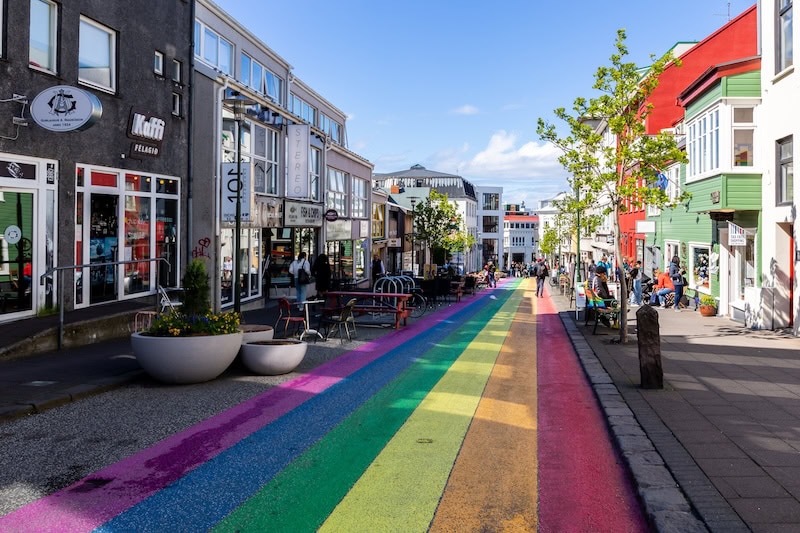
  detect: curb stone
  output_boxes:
[557,311,708,533]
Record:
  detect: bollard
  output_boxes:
[636,304,663,389]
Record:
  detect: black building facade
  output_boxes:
[0,0,192,322]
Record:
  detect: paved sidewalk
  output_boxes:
[549,285,800,532]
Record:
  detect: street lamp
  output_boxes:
[223,91,256,313]
[409,197,418,275]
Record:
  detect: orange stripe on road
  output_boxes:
[430,280,539,531]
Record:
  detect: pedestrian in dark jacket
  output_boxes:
[669,255,685,312]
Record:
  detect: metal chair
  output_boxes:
[275,297,306,337]
[158,285,183,314]
[324,298,357,343]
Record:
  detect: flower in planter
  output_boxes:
[145,259,240,337]
[699,294,716,307]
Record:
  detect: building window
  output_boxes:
[320,113,341,144]
[154,51,164,75]
[687,106,719,178]
[290,94,317,125]
[194,20,232,75]
[171,93,181,116]
[778,136,793,205]
[326,168,348,216]
[310,147,321,202]
[30,0,57,72]
[372,203,386,239]
[778,0,794,73]
[732,107,755,167]
[79,17,116,92]
[240,53,283,101]
[690,245,710,290]
[482,216,499,233]
[251,124,278,195]
[352,178,368,218]
[483,193,499,210]
[172,59,182,83]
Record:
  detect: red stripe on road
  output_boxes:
[537,293,647,532]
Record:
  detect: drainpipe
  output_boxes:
[186,0,196,276]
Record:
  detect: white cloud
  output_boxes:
[451,104,479,115]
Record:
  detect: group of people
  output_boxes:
[649,255,687,312]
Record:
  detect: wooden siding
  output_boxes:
[686,174,762,212]
[721,71,761,97]
[685,85,723,119]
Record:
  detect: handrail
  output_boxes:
[39,258,171,350]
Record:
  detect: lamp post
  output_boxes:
[409,197,417,275]
[223,91,256,313]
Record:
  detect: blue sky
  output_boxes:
[213,0,754,210]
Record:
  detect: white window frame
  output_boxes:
[172,59,182,83]
[310,147,321,202]
[351,178,368,219]
[686,105,720,180]
[171,93,181,116]
[688,243,711,293]
[326,168,349,216]
[732,106,755,167]
[251,124,279,195]
[777,136,794,205]
[290,94,317,125]
[320,113,341,144]
[79,16,117,93]
[29,0,57,73]
[778,0,794,73]
[154,51,164,75]
[240,53,283,101]
[194,20,232,75]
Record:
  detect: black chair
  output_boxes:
[323,298,357,343]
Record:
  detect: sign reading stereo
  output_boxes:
[127,109,166,158]
[30,85,102,132]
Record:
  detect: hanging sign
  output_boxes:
[287,124,309,198]
[728,222,746,246]
[30,85,102,132]
[221,162,251,224]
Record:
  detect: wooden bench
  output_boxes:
[584,287,620,335]
[324,291,411,329]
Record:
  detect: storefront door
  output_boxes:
[89,193,119,303]
[0,191,34,315]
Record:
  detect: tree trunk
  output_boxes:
[614,208,628,343]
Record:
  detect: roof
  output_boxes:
[375,164,460,180]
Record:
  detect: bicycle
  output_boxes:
[407,290,427,318]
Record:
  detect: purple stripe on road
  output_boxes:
[0,301,474,533]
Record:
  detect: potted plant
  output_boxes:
[131,260,242,384]
[699,294,717,317]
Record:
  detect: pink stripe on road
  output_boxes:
[1,302,471,533]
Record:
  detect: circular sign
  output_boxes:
[30,85,103,132]
[4,225,22,245]
[324,209,339,222]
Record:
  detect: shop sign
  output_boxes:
[127,109,166,158]
[326,219,351,241]
[387,238,402,247]
[285,200,322,227]
[221,162,251,224]
[256,197,283,228]
[710,190,721,204]
[0,160,36,180]
[325,209,338,221]
[728,221,746,246]
[287,124,309,198]
[30,85,102,132]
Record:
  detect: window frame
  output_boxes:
[351,178,368,219]
[777,135,794,205]
[172,92,182,117]
[240,53,283,101]
[172,59,182,83]
[194,20,233,75]
[154,50,164,75]
[732,106,755,167]
[78,16,117,93]
[686,106,720,180]
[326,168,349,216]
[310,147,321,202]
[778,0,794,73]
[29,0,58,73]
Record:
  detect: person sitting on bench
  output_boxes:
[650,268,674,307]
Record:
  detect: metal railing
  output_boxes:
[40,258,171,350]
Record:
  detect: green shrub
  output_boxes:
[700,294,716,306]
[181,259,211,316]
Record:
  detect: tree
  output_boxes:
[413,190,462,268]
[537,29,689,343]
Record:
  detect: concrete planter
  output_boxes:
[131,331,243,384]
[240,324,275,343]
[240,339,307,375]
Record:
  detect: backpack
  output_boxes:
[296,261,311,284]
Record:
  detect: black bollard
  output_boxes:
[636,304,663,389]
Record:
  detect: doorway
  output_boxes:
[0,191,34,315]
[89,194,119,303]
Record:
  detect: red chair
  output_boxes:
[275,297,306,337]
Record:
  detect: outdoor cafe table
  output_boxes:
[323,291,412,329]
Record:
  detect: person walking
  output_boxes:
[488,262,497,288]
[535,259,549,298]
[288,252,311,311]
[669,255,685,312]
[629,260,643,306]
[371,254,385,287]
[312,253,332,298]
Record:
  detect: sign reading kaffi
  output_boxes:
[30,85,102,132]
[127,109,166,158]
[287,124,309,198]
[284,200,322,227]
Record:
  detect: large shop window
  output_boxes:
[327,168,348,216]
[75,167,179,307]
[0,192,34,315]
[687,107,720,178]
[690,245,710,291]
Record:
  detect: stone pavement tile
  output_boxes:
[681,440,748,459]
[706,416,769,437]
[696,457,766,478]
[750,524,800,533]
[695,403,747,416]
[672,389,729,406]
[714,476,792,499]
[671,428,730,445]
[728,436,800,467]
[728,497,800,527]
